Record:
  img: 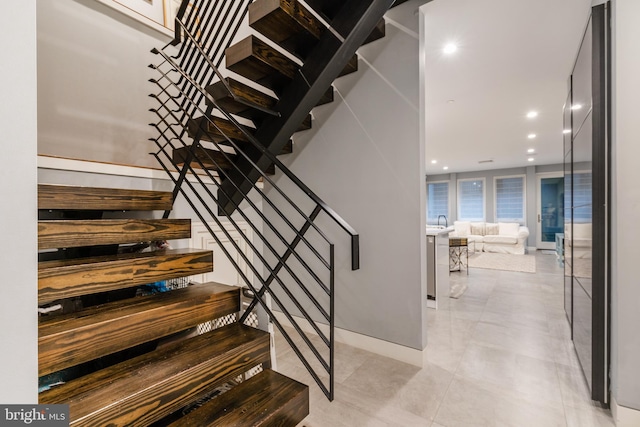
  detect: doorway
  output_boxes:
[536,173,564,250]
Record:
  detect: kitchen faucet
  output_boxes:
[437,215,448,228]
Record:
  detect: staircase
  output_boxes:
[148,0,409,404]
[37,184,308,426]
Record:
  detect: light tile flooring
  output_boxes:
[274,251,615,427]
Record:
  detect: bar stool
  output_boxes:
[449,237,469,275]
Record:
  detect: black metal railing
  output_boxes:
[149,0,389,401]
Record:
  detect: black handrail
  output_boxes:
[149,0,390,402]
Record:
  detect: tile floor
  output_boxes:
[274,251,615,427]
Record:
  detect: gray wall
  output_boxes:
[37,0,171,168]
[0,0,38,403]
[265,21,427,350]
[611,0,640,413]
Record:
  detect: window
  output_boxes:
[494,176,525,223]
[427,182,448,224]
[572,172,592,223]
[458,179,485,221]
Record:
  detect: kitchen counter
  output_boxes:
[426,228,451,309]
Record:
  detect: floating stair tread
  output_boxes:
[38,219,191,250]
[226,35,299,94]
[38,248,213,305]
[39,282,240,377]
[173,146,237,172]
[40,323,271,427]
[206,78,278,120]
[391,0,410,8]
[38,185,173,211]
[249,0,324,59]
[168,369,309,427]
[188,116,253,143]
[174,146,276,176]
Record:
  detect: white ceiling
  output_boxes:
[419,0,592,175]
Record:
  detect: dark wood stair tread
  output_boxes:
[38,248,213,305]
[249,0,324,60]
[38,219,191,250]
[188,116,253,143]
[40,323,271,427]
[317,86,334,106]
[206,78,278,121]
[174,146,276,176]
[38,185,173,211]
[168,369,309,427]
[39,282,240,377]
[226,35,299,94]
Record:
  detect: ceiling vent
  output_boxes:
[478,159,494,164]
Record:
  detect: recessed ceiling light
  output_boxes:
[571,104,583,110]
[443,166,449,170]
[528,157,535,162]
[527,133,536,139]
[447,99,455,104]
[563,129,572,134]
[443,43,458,55]
[526,111,538,119]
[431,160,438,164]
[527,148,535,153]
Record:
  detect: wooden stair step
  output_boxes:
[38,185,173,211]
[38,219,191,250]
[303,0,342,21]
[188,116,253,144]
[39,323,271,427]
[204,79,313,132]
[174,146,276,176]
[206,78,278,121]
[168,369,309,427]
[39,282,240,377]
[38,248,213,305]
[249,0,325,60]
[226,35,299,95]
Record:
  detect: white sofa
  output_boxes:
[449,221,530,255]
[565,223,592,259]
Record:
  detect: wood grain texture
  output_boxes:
[173,146,237,172]
[207,77,277,120]
[38,219,191,250]
[187,116,253,143]
[38,249,213,305]
[169,369,309,427]
[249,0,324,60]
[39,282,239,377]
[225,35,299,94]
[38,185,173,211]
[174,146,276,176]
[40,323,271,427]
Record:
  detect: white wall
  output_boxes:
[611,0,640,419]
[0,0,38,403]
[264,20,426,350]
[37,0,171,168]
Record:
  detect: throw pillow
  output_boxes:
[485,223,499,235]
[470,222,485,235]
[454,221,471,237]
[498,222,520,236]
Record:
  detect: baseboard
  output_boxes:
[526,246,537,253]
[612,396,640,426]
[271,311,424,367]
